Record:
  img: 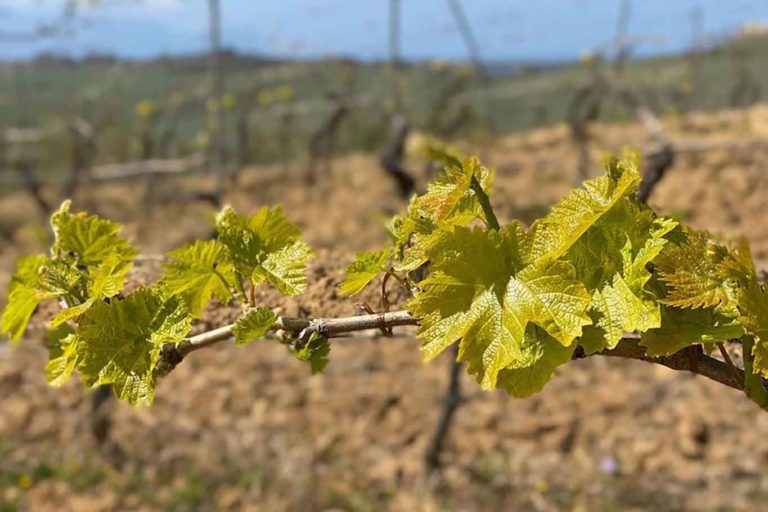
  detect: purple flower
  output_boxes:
[599,456,619,476]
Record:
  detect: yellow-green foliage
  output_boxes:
[343,151,768,399]
[4,152,768,407]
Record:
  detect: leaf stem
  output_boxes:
[233,272,248,305]
[717,342,743,391]
[213,269,238,304]
[470,175,500,231]
[384,268,409,290]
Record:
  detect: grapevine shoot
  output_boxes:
[2,152,768,410]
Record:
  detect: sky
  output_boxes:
[0,0,767,62]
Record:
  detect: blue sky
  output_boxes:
[0,0,767,61]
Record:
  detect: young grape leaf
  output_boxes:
[394,156,494,271]
[640,305,743,356]
[655,230,743,309]
[37,259,86,300]
[408,227,516,362]
[743,336,768,407]
[1,255,56,342]
[251,240,314,295]
[339,249,393,296]
[414,156,494,228]
[408,226,590,389]
[505,258,593,348]
[76,287,191,405]
[579,218,678,354]
[215,205,313,295]
[738,282,768,376]
[580,274,662,355]
[51,200,138,266]
[719,238,757,285]
[656,229,756,309]
[45,324,79,387]
[1,286,56,342]
[232,307,278,344]
[7,254,48,292]
[50,253,132,327]
[291,331,330,374]
[0,255,87,341]
[4,200,141,341]
[214,205,265,276]
[162,240,235,318]
[565,197,656,290]
[496,325,575,397]
[525,155,642,264]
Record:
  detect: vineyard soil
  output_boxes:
[2,106,768,510]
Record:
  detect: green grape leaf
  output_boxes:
[743,336,768,406]
[623,218,679,287]
[215,205,313,295]
[215,205,299,275]
[640,305,744,356]
[580,287,626,354]
[50,254,132,327]
[408,227,516,362]
[0,255,90,341]
[738,282,768,376]
[1,286,54,342]
[394,216,441,273]
[579,218,678,354]
[232,307,278,345]
[252,239,314,295]
[7,254,48,293]
[453,289,522,388]
[504,258,593,348]
[37,259,86,299]
[291,331,330,374]
[51,200,138,266]
[339,249,393,296]
[580,274,659,354]
[214,205,262,276]
[526,155,641,263]
[246,203,304,252]
[162,240,235,318]
[76,288,191,405]
[719,238,756,285]
[45,324,79,387]
[565,197,656,290]
[413,156,494,228]
[1,255,54,342]
[394,156,494,271]
[86,253,131,298]
[655,230,739,309]
[408,226,590,389]
[496,325,575,397]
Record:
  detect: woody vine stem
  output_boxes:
[155,308,768,408]
[5,153,768,413]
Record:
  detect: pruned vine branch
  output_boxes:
[155,309,768,409]
[579,336,753,395]
[154,310,417,376]
[89,154,206,181]
[5,154,768,417]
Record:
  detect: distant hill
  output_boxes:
[0,34,766,168]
